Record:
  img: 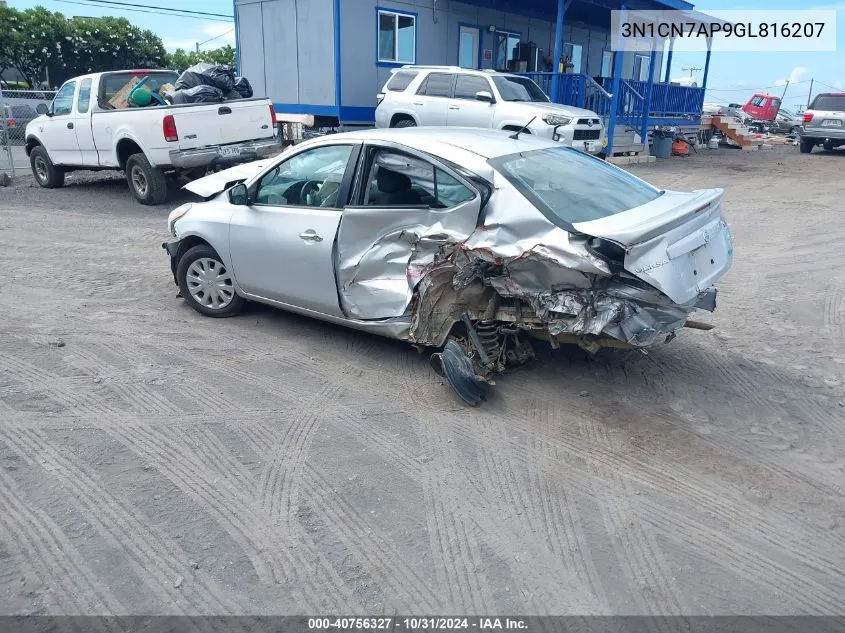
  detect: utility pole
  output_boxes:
[682,66,701,78]
[779,81,789,101]
[806,78,814,108]
[195,42,200,53]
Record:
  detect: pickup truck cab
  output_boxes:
[24,69,279,204]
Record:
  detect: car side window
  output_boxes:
[416,73,455,97]
[77,78,92,114]
[453,75,492,100]
[253,145,353,208]
[364,149,474,208]
[52,81,76,116]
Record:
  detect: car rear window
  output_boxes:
[386,71,418,91]
[489,147,662,226]
[810,94,845,111]
[100,71,179,104]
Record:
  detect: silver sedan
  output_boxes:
[163,128,733,405]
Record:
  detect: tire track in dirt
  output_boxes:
[509,394,845,609]
[0,427,243,614]
[0,467,128,617]
[258,381,343,524]
[639,497,845,613]
[304,464,442,612]
[577,417,689,619]
[824,285,844,336]
[103,420,355,612]
[0,354,119,418]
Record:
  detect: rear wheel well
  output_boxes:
[390,113,415,127]
[116,139,144,170]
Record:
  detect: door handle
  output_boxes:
[218,106,232,115]
[413,102,424,106]
[448,106,459,110]
[299,230,323,243]
[67,122,74,129]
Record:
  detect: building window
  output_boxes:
[633,54,651,81]
[378,9,416,64]
[601,51,614,78]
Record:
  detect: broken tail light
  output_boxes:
[162,114,178,142]
[803,112,814,123]
[586,237,626,273]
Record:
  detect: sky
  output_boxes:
[7,0,845,112]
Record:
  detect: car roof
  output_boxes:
[396,66,523,80]
[327,127,559,160]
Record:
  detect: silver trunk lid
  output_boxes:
[573,188,733,304]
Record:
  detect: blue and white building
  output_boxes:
[234,0,717,152]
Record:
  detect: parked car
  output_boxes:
[163,127,733,405]
[1,103,40,143]
[799,93,845,153]
[24,69,279,204]
[374,66,606,154]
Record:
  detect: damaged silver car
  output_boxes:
[163,128,733,405]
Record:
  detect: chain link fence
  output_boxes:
[0,89,56,179]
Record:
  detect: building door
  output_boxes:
[458,26,479,68]
[633,54,651,81]
[563,43,583,73]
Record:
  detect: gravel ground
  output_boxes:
[0,145,843,616]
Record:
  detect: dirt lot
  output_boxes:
[0,145,843,616]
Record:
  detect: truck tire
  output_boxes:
[799,139,814,154]
[30,146,65,188]
[126,153,168,205]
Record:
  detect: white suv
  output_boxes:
[375,66,605,154]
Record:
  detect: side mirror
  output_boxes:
[36,103,49,115]
[475,91,495,103]
[229,183,249,205]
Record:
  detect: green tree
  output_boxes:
[0,6,68,88]
[0,5,167,88]
[164,46,236,72]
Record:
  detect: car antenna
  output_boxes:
[508,116,536,139]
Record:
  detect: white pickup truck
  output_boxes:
[24,69,279,204]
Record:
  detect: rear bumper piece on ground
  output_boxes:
[162,240,180,284]
[168,139,280,170]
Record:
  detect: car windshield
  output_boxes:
[489,147,662,225]
[811,95,845,111]
[492,76,549,102]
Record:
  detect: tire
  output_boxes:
[799,140,814,154]
[176,244,245,318]
[823,142,835,151]
[790,126,801,136]
[126,152,168,205]
[393,117,417,128]
[29,145,65,188]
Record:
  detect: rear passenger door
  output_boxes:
[413,73,455,126]
[336,143,481,320]
[447,75,496,128]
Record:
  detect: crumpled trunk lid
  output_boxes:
[572,188,733,304]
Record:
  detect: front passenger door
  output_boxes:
[447,75,496,128]
[228,143,358,315]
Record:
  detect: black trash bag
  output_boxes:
[232,76,253,98]
[174,62,235,92]
[223,90,243,101]
[170,85,225,104]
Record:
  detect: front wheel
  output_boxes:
[176,244,245,318]
[126,153,168,205]
[393,117,417,128]
[30,146,65,188]
[799,139,815,154]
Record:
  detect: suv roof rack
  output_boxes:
[400,65,463,71]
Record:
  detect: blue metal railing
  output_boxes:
[516,72,705,120]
